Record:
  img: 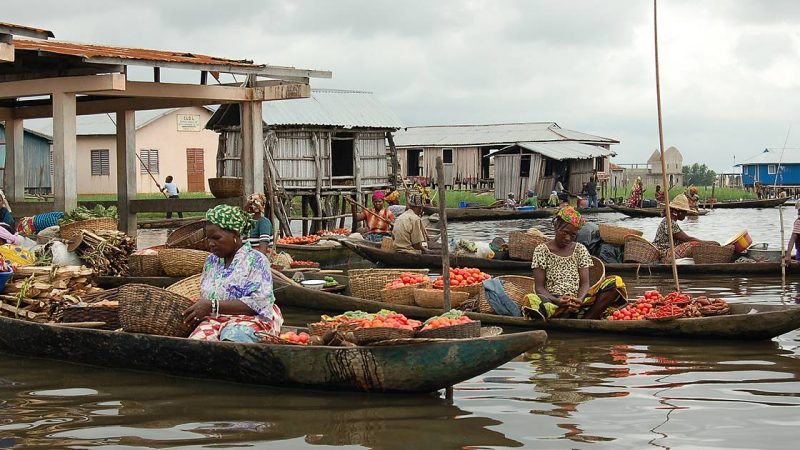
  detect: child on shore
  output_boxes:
[160,175,183,219]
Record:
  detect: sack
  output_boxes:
[598,243,623,264]
[50,241,83,266]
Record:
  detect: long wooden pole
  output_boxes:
[774,128,791,304]
[345,197,393,226]
[135,153,169,199]
[436,157,452,312]
[654,0,681,292]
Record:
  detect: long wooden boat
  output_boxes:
[0,314,546,393]
[275,241,352,268]
[339,240,800,276]
[422,205,553,221]
[609,205,708,218]
[274,274,800,340]
[699,197,788,209]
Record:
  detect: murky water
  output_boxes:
[3,208,800,448]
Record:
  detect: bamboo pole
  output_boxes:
[436,157,452,312]
[345,197,393,226]
[774,128,791,304]
[654,0,681,292]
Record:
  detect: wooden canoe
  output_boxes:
[605,261,800,275]
[609,205,708,218]
[699,197,788,209]
[275,242,352,268]
[0,314,546,393]
[422,206,553,221]
[274,274,800,340]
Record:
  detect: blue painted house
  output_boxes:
[0,124,53,194]
[738,149,800,187]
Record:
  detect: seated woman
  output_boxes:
[0,189,14,229]
[183,204,283,343]
[354,191,395,243]
[653,194,701,262]
[524,207,627,320]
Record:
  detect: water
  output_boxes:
[3,209,800,448]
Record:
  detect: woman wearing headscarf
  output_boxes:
[627,177,643,208]
[353,191,395,243]
[686,185,700,210]
[385,190,407,217]
[652,194,702,262]
[524,207,627,320]
[244,193,273,255]
[182,204,283,343]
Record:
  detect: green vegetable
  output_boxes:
[424,309,465,325]
[58,205,119,226]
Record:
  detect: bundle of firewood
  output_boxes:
[0,265,102,322]
[72,230,136,276]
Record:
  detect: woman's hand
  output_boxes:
[560,294,582,311]
[183,299,212,326]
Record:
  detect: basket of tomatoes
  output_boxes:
[416,310,481,339]
[277,235,321,246]
[290,260,320,269]
[605,302,653,321]
[432,267,490,297]
[380,272,432,305]
[350,311,422,344]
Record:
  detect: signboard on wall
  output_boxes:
[177,114,201,132]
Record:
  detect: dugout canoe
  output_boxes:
[274,274,800,340]
[698,197,788,209]
[604,261,800,275]
[275,242,352,268]
[609,205,708,218]
[0,314,546,393]
[422,205,553,221]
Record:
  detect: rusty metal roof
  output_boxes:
[393,122,618,148]
[0,22,54,39]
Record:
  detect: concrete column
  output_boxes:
[3,118,25,202]
[116,110,137,236]
[240,99,264,198]
[52,91,77,212]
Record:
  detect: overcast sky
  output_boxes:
[7,0,800,172]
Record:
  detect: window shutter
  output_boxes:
[140,149,160,174]
[91,149,109,176]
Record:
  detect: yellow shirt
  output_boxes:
[392,210,426,253]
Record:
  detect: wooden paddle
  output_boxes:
[345,197,393,226]
[271,268,301,286]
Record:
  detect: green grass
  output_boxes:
[605,185,756,202]
[397,190,497,208]
[77,192,214,202]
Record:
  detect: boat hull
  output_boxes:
[699,198,788,209]
[275,242,352,268]
[0,315,546,393]
[609,205,707,218]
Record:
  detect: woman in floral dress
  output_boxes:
[182,204,283,343]
[627,177,643,208]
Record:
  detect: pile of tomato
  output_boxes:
[647,304,686,320]
[607,302,653,321]
[277,235,321,245]
[290,260,318,268]
[347,312,422,330]
[421,314,474,330]
[432,267,490,288]
[316,228,351,236]
[384,272,429,290]
[279,331,311,345]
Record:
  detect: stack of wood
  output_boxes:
[72,230,136,276]
[0,265,102,322]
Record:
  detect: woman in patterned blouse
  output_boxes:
[182,204,283,343]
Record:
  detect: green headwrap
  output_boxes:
[206,204,253,236]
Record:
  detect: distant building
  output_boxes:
[738,148,800,187]
[620,146,684,188]
[0,124,53,194]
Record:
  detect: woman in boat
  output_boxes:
[627,177,643,208]
[524,207,627,320]
[652,194,702,262]
[385,190,407,217]
[505,193,518,208]
[655,185,665,204]
[353,191,396,243]
[522,190,539,208]
[244,193,273,255]
[183,204,283,342]
[686,186,700,210]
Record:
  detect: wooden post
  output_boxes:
[436,157,452,312]
[3,118,25,202]
[116,110,137,236]
[240,75,264,199]
[387,131,400,189]
[312,132,324,231]
[52,91,78,213]
[301,196,310,236]
[339,195,348,228]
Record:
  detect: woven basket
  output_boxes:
[352,326,416,345]
[508,232,549,261]
[348,269,429,302]
[59,217,118,241]
[589,256,606,286]
[166,220,209,251]
[166,274,203,299]
[416,320,481,339]
[159,249,209,277]
[495,275,535,295]
[599,224,643,246]
[476,276,533,314]
[308,321,337,337]
[60,289,121,330]
[623,235,661,263]
[118,284,195,337]
[699,305,731,316]
[128,246,165,277]
[380,237,394,250]
[413,288,470,309]
[693,243,735,264]
[380,280,431,306]
[208,177,243,198]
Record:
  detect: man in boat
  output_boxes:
[392,194,427,254]
[522,190,539,208]
[505,193,518,208]
[686,186,700,210]
[652,194,702,262]
[182,204,283,342]
[353,191,396,243]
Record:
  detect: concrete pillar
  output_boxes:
[240,99,264,198]
[52,91,77,212]
[3,118,25,202]
[116,110,137,236]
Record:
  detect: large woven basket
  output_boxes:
[166,220,209,251]
[416,320,481,339]
[380,237,394,250]
[508,232,549,261]
[693,243,735,264]
[159,249,209,277]
[413,288,470,309]
[59,217,118,241]
[166,273,203,299]
[623,235,661,263]
[589,256,606,286]
[118,284,195,337]
[380,280,431,306]
[60,289,121,330]
[128,246,165,277]
[208,177,243,198]
[352,326,415,345]
[348,269,429,302]
[599,224,643,246]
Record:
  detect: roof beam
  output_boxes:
[83,56,332,80]
[12,97,215,119]
[91,80,266,101]
[0,24,53,40]
[0,73,125,99]
[0,42,12,63]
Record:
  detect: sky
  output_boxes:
[6,0,800,172]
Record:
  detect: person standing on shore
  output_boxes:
[160,176,183,219]
[585,177,598,208]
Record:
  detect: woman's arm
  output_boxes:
[577,266,590,301]
[532,267,564,304]
[673,230,699,243]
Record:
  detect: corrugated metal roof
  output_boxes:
[0,22,54,39]
[261,88,403,129]
[24,107,213,136]
[392,122,618,147]
[494,141,615,161]
[736,149,800,166]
